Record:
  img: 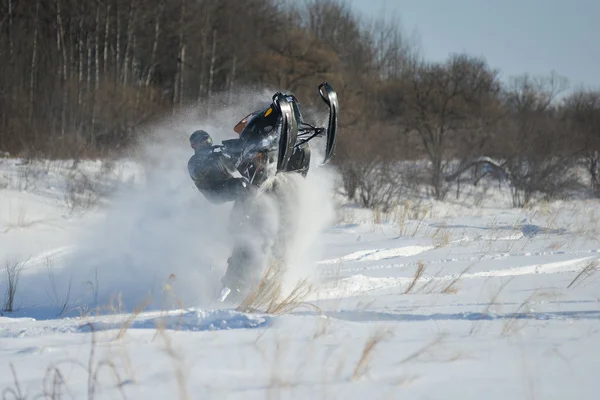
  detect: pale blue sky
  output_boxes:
[349,0,599,90]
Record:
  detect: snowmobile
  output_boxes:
[220,81,338,188]
[217,82,339,303]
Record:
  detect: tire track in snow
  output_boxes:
[318,245,434,264]
[314,256,597,299]
[24,246,73,267]
[328,247,600,274]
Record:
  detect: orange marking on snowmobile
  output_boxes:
[256,153,263,170]
[233,119,246,134]
[234,112,254,134]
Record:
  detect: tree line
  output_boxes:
[1,0,599,206]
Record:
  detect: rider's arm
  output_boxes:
[215,152,239,177]
[214,149,249,183]
[187,155,204,182]
[216,152,250,195]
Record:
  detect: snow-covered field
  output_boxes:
[1,154,599,399]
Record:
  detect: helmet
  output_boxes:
[189,130,212,149]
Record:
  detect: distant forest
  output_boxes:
[1,0,600,205]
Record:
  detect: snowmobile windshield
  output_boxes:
[236,105,280,143]
[233,111,259,134]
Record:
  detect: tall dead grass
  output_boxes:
[5,323,133,399]
[155,327,190,400]
[352,329,392,381]
[3,259,27,312]
[567,260,599,289]
[404,262,426,294]
[470,277,514,336]
[236,260,318,315]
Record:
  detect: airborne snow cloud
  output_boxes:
[16,88,337,313]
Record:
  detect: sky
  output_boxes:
[349,0,599,91]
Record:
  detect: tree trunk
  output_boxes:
[56,0,68,139]
[7,0,14,60]
[179,44,186,107]
[207,29,217,117]
[173,0,186,106]
[133,33,142,118]
[432,158,443,200]
[78,16,84,112]
[456,178,460,200]
[145,0,163,87]
[197,22,208,102]
[116,1,121,83]
[590,152,599,196]
[123,0,137,87]
[90,2,101,148]
[103,3,111,75]
[29,0,40,124]
[95,5,100,91]
[86,36,92,134]
[228,54,236,105]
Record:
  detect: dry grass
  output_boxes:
[390,200,433,237]
[567,260,599,289]
[398,334,447,365]
[440,282,460,294]
[3,259,27,312]
[64,169,101,213]
[432,224,452,247]
[237,260,318,315]
[312,314,335,339]
[470,277,514,336]
[394,204,409,236]
[335,204,355,225]
[3,363,25,400]
[83,324,130,399]
[4,204,37,232]
[352,329,391,381]
[441,258,482,294]
[501,291,543,337]
[5,323,133,399]
[156,327,189,400]
[373,207,383,224]
[404,261,426,294]
[45,257,73,317]
[115,299,150,341]
[418,269,446,294]
[266,339,297,399]
[393,374,421,387]
[3,295,195,399]
[548,241,564,250]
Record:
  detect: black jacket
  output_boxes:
[188,146,248,204]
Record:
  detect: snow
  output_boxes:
[1,154,600,399]
[318,245,434,264]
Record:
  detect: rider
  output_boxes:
[186,95,299,301]
[187,129,258,300]
[187,129,249,204]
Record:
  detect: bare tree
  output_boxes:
[382,54,501,199]
[563,90,600,196]
[497,73,576,206]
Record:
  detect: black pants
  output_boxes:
[200,178,248,205]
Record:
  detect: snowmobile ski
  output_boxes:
[273,93,298,172]
[318,82,338,165]
[219,287,232,302]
